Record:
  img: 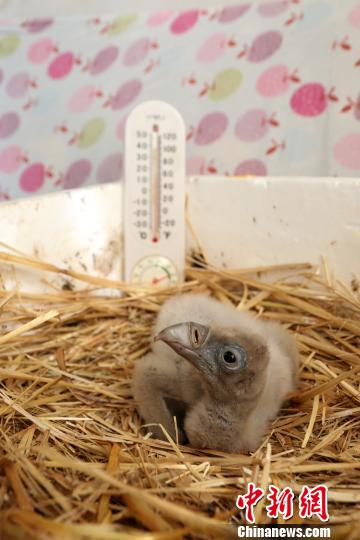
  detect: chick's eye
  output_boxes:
[223,350,236,363]
[220,346,246,370]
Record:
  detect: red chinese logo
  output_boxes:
[236,483,329,523]
[236,482,265,524]
[266,485,295,520]
[299,485,329,522]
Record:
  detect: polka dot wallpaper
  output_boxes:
[0,1,359,200]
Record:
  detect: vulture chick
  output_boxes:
[132,293,299,452]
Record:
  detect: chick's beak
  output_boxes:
[154,322,210,369]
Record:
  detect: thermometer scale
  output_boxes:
[124,101,186,286]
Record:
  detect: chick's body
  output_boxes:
[133,293,299,452]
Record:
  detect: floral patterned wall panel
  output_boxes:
[0,1,359,200]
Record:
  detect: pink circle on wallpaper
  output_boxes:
[235,109,268,141]
[0,112,20,138]
[235,159,267,176]
[290,83,327,117]
[0,146,24,173]
[170,10,199,34]
[123,37,150,67]
[248,31,282,63]
[111,79,142,110]
[28,37,55,63]
[64,160,92,189]
[197,33,227,62]
[195,112,228,145]
[334,133,360,170]
[258,1,288,17]
[68,86,97,113]
[218,4,250,23]
[355,96,360,121]
[257,65,289,97]
[147,11,173,27]
[19,163,45,192]
[6,72,31,99]
[349,4,360,27]
[97,154,123,183]
[187,155,206,175]
[48,52,74,79]
[116,116,128,140]
[25,18,53,33]
[89,46,119,75]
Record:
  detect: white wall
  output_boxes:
[0,178,359,293]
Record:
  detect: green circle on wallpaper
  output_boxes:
[209,69,242,101]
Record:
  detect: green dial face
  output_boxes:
[131,255,178,286]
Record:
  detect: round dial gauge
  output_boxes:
[130,255,178,286]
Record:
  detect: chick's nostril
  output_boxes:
[188,322,210,348]
[190,324,202,347]
[194,328,199,344]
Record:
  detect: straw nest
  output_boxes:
[0,250,359,540]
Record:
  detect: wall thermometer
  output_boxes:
[124,101,186,286]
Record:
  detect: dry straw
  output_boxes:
[0,249,359,539]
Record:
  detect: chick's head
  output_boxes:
[155,321,269,403]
